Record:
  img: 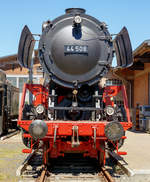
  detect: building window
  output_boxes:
[19,77,28,92]
[7,77,17,87]
[7,75,41,93]
[33,77,39,84]
[19,77,39,92]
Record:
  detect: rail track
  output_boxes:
[0,129,20,141]
[17,150,115,182]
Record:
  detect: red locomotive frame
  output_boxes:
[18,83,132,166]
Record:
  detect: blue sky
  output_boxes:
[0,0,150,57]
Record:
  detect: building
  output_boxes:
[0,51,43,103]
[115,40,150,108]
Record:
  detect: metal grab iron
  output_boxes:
[72,126,80,148]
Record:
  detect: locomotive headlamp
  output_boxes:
[42,20,51,31]
[105,121,124,141]
[29,120,48,139]
[74,15,82,24]
[42,22,48,30]
[36,104,45,114]
[106,106,115,116]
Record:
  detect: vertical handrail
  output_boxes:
[18,83,27,121]
[121,85,131,123]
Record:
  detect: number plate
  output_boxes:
[64,45,88,55]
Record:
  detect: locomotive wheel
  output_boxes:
[98,140,105,166]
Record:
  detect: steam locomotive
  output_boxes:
[18,8,132,166]
[0,70,19,135]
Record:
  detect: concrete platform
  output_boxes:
[111,130,150,176]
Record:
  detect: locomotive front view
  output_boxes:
[18,8,132,166]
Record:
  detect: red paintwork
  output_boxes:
[20,120,131,137]
[18,83,132,166]
[58,96,65,104]
[22,149,32,153]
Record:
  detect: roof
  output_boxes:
[0,54,18,70]
[0,50,39,70]
[133,40,150,62]
[114,40,150,80]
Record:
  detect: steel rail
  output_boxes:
[0,130,20,141]
[101,167,115,182]
[36,166,47,182]
[17,149,115,182]
[16,149,39,177]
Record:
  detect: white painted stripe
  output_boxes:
[133,170,150,175]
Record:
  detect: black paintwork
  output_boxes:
[39,8,113,88]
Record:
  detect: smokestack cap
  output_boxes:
[65,8,86,14]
